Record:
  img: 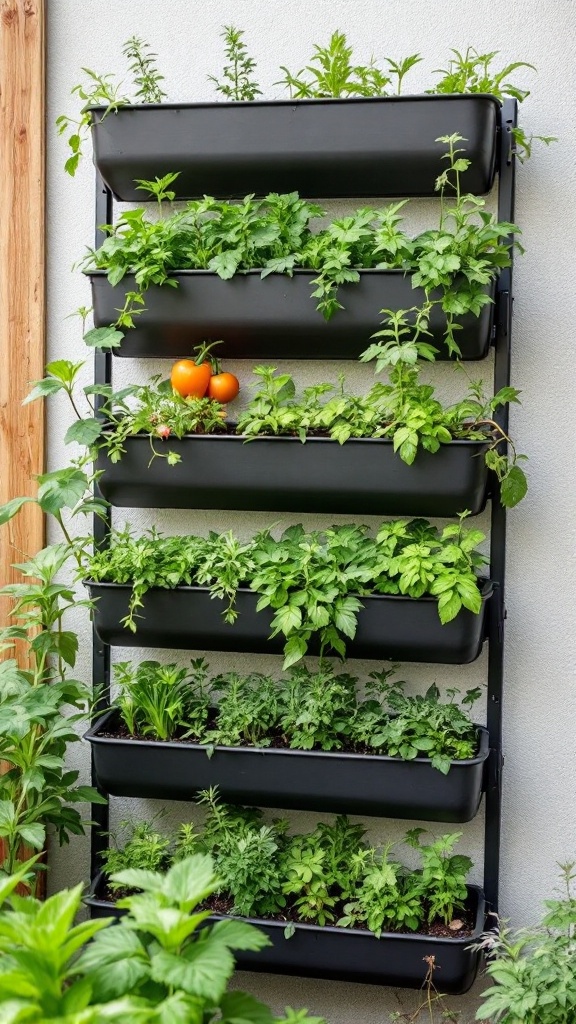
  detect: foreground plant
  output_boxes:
[0,856,324,1024]
[475,860,576,1024]
[85,513,488,666]
[0,545,104,882]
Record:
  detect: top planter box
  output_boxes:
[89,95,500,201]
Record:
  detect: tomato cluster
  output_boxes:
[170,341,240,404]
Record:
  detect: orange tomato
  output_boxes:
[208,372,240,404]
[170,359,212,398]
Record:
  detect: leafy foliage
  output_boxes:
[429,47,556,160]
[109,657,481,773]
[84,136,516,329]
[122,36,166,103]
[276,30,401,98]
[0,856,323,1023]
[476,861,576,1024]
[85,515,488,666]
[208,25,261,101]
[101,798,474,936]
[0,546,103,880]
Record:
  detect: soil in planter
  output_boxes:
[96,716,481,761]
[99,882,475,939]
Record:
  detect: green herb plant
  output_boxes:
[475,860,576,1024]
[122,35,166,103]
[430,47,557,160]
[108,656,481,774]
[113,657,212,741]
[85,514,488,667]
[57,36,166,176]
[99,796,474,938]
[0,856,325,1024]
[277,30,419,98]
[84,135,516,332]
[208,25,261,101]
[0,544,104,882]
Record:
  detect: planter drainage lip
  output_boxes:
[100,430,491,446]
[89,93,501,112]
[88,93,500,202]
[85,709,489,821]
[86,873,485,991]
[85,578,495,601]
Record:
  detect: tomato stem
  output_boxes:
[193,339,224,368]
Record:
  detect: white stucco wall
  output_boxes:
[45,1,576,1019]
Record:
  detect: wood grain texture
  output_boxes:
[0,0,46,892]
[0,0,46,623]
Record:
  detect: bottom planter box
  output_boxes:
[86,875,485,992]
[86,581,494,664]
[86,709,490,822]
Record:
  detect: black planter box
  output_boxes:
[96,434,490,518]
[89,269,495,361]
[86,581,493,664]
[89,95,499,201]
[86,874,485,992]
[86,708,489,822]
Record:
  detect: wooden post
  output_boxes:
[0,0,45,608]
[0,0,46,893]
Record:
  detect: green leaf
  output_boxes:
[219,991,276,1024]
[210,918,271,952]
[0,497,34,525]
[163,854,219,910]
[16,819,44,851]
[333,597,360,639]
[438,591,462,624]
[500,465,528,508]
[78,929,149,1001]
[151,944,234,1003]
[209,251,241,279]
[37,468,88,514]
[83,326,124,349]
[272,603,302,635]
[22,378,65,404]
[282,636,308,669]
[64,417,104,446]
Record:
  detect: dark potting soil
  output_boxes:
[99,882,475,939]
[96,716,478,761]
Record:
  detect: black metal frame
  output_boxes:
[89,98,517,923]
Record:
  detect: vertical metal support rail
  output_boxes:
[90,173,114,882]
[483,98,517,913]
